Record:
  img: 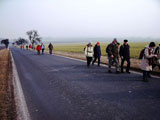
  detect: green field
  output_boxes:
[46,42,158,58]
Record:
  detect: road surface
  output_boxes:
[11,47,160,120]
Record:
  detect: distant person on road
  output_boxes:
[152,42,160,70]
[92,42,101,66]
[84,42,94,67]
[29,44,32,49]
[119,40,130,73]
[36,44,41,55]
[140,42,157,82]
[41,43,45,55]
[106,38,120,73]
[48,43,53,54]
[26,45,29,50]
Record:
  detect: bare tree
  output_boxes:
[26,30,41,49]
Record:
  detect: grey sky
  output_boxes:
[0,0,160,39]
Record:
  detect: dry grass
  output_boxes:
[47,42,152,58]
[0,49,16,120]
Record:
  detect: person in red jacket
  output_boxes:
[36,45,41,55]
[29,44,32,49]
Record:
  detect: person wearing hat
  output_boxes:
[92,42,101,66]
[140,42,157,82]
[119,39,130,73]
[106,38,120,73]
[84,42,94,67]
[153,42,160,70]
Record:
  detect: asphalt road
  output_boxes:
[11,47,160,120]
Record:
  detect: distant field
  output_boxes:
[46,42,158,58]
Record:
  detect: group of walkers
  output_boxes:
[36,43,54,55]
[84,38,160,82]
[23,43,54,55]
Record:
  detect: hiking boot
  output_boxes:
[126,71,130,74]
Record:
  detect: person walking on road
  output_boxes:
[41,43,45,55]
[84,42,94,67]
[48,43,53,54]
[119,40,130,73]
[106,38,120,73]
[26,45,29,50]
[140,42,157,82]
[152,43,160,70]
[29,44,32,49]
[36,44,41,55]
[92,42,101,66]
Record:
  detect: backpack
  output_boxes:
[139,48,145,59]
[106,44,111,53]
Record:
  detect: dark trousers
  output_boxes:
[108,56,119,71]
[86,57,92,67]
[92,56,101,66]
[121,58,130,72]
[143,71,151,82]
[42,49,44,54]
[49,49,52,54]
[37,50,40,55]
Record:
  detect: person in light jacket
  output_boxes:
[153,43,160,70]
[41,43,45,55]
[84,42,94,67]
[140,42,157,82]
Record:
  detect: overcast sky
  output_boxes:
[0,0,160,39]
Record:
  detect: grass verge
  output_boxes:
[0,49,16,120]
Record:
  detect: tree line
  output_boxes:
[1,30,42,48]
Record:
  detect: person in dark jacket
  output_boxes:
[92,42,101,66]
[48,43,53,54]
[106,38,120,73]
[119,40,130,73]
